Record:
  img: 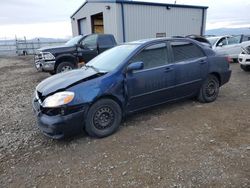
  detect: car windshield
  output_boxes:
[65,36,83,46]
[207,37,220,46]
[86,44,139,72]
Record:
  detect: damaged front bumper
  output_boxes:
[35,59,56,72]
[32,98,87,139]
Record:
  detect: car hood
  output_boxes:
[36,68,100,97]
[37,45,75,54]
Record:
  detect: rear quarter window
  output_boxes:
[98,36,115,47]
[170,41,205,62]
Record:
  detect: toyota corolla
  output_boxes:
[33,38,231,139]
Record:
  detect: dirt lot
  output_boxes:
[0,56,249,187]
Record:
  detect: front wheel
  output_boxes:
[85,99,122,138]
[56,62,75,74]
[49,71,56,75]
[240,65,250,72]
[197,75,220,103]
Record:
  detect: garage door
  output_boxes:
[78,18,87,35]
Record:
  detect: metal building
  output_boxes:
[71,0,208,43]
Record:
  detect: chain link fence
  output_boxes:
[0,37,68,56]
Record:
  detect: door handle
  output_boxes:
[164,67,174,72]
[199,60,206,64]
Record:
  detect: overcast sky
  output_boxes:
[0,0,250,39]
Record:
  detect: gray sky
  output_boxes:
[0,0,250,39]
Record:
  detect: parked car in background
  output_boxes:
[207,35,250,62]
[206,35,232,49]
[236,34,250,43]
[172,35,212,48]
[35,34,117,74]
[33,37,231,139]
[238,43,250,71]
[186,35,212,48]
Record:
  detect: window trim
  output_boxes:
[168,39,206,64]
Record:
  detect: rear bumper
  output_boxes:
[220,70,232,86]
[33,99,86,139]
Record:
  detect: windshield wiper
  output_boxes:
[84,65,100,72]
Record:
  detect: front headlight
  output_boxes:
[42,91,75,108]
[42,52,55,60]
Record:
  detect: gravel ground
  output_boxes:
[0,56,249,187]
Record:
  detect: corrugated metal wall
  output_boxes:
[71,2,206,43]
[71,2,123,43]
[123,4,204,42]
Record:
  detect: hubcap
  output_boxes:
[93,106,114,130]
[205,80,217,97]
[61,66,72,72]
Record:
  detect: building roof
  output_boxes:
[71,0,208,18]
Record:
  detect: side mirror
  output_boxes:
[127,62,144,72]
[218,42,224,47]
[77,43,85,49]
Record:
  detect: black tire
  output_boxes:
[85,99,122,138]
[49,71,56,75]
[56,62,75,73]
[240,65,250,72]
[197,75,220,103]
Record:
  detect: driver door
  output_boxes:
[78,34,98,63]
[126,42,176,112]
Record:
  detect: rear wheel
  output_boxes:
[56,62,75,73]
[240,65,250,72]
[85,99,122,138]
[197,75,220,103]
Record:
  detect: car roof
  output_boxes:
[206,35,232,40]
[126,37,195,45]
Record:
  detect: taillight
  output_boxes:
[226,56,233,63]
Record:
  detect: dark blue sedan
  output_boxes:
[33,38,231,139]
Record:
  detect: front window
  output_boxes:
[130,43,169,70]
[217,37,227,46]
[86,45,139,72]
[65,36,83,46]
[81,34,98,49]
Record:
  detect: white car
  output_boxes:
[238,43,250,72]
[207,35,232,49]
[207,35,250,62]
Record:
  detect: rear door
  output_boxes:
[97,35,116,53]
[126,42,176,112]
[169,40,208,98]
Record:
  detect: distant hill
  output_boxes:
[206,27,250,36]
[0,37,68,45]
[30,38,69,42]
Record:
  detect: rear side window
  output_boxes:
[170,41,205,62]
[242,35,250,42]
[98,35,115,47]
[131,43,169,70]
